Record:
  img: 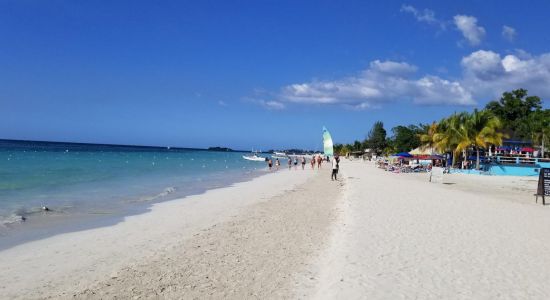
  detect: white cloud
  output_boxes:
[461,50,550,98]
[255,100,285,110]
[502,25,517,42]
[453,15,486,46]
[218,100,228,106]
[281,60,475,108]
[461,50,504,80]
[369,60,418,75]
[400,4,446,29]
[401,7,489,48]
[268,50,550,110]
[414,76,473,105]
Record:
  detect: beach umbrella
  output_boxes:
[393,152,412,157]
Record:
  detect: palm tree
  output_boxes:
[465,110,505,169]
[452,112,473,168]
[430,118,454,165]
[534,128,550,157]
[431,119,450,154]
[341,144,352,156]
[416,111,507,168]
[433,112,470,167]
[524,110,550,157]
[418,122,438,151]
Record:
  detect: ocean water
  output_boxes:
[0,140,269,248]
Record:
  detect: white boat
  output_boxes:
[242,155,266,161]
[272,151,288,159]
[242,152,266,161]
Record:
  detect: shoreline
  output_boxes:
[0,167,267,251]
[0,166,339,299]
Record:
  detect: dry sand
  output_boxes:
[398,167,539,205]
[313,160,550,299]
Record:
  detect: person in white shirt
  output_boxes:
[331,155,339,180]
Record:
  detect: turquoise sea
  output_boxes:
[0,140,268,249]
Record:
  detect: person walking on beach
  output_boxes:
[268,158,273,171]
[275,158,280,170]
[288,158,292,170]
[293,157,298,170]
[316,155,322,169]
[301,156,306,170]
[310,157,315,169]
[331,155,339,180]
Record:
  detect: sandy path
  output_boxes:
[313,160,550,299]
[1,167,342,299]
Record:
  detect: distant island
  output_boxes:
[207,147,234,152]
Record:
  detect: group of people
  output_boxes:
[266,154,340,180]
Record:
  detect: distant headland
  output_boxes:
[207,147,234,152]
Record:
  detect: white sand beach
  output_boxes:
[2,160,550,299]
[313,160,550,299]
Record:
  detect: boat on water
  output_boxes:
[243,150,267,162]
[272,151,288,159]
[273,151,286,157]
[242,154,266,161]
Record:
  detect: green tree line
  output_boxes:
[334,89,549,168]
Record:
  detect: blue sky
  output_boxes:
[1,0,549,150]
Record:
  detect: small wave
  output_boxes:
[14,206,46,215]
[0,214,26,226]
[158,187,176,197]
[127,186,177,203]
[1,205,63,227]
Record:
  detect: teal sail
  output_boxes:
[322,126,334,156]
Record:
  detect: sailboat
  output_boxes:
[323,126,334,157]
